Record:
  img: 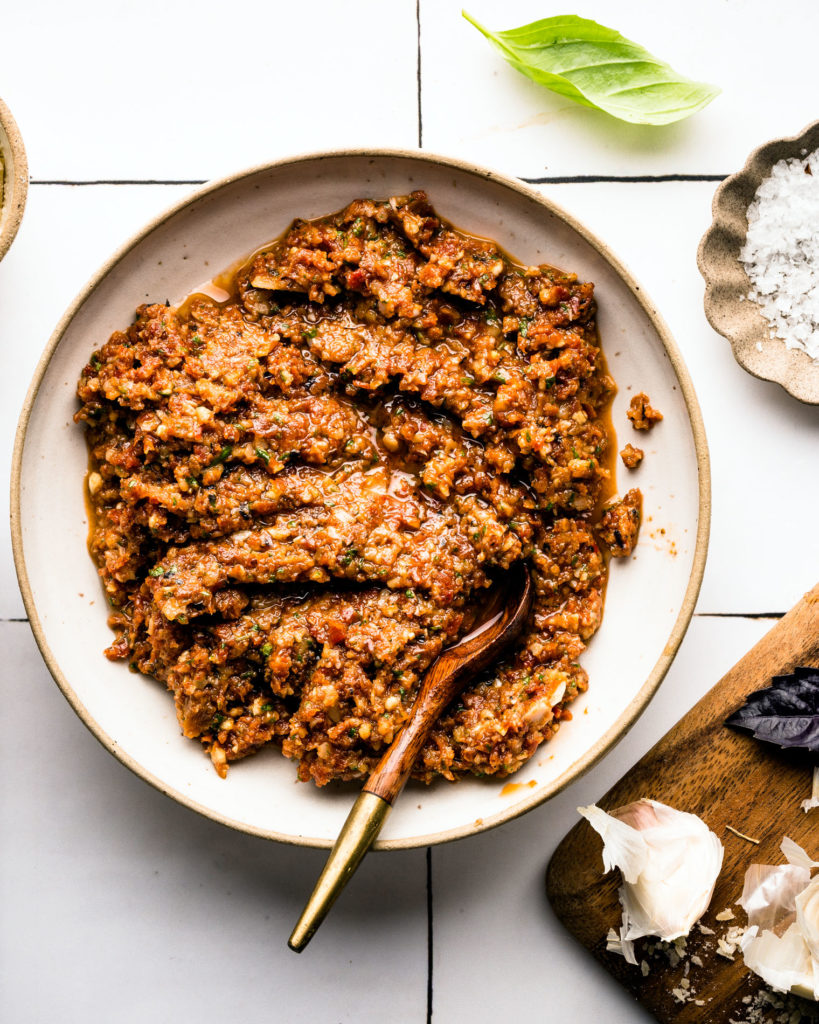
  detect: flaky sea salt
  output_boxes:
[740,147,819,362]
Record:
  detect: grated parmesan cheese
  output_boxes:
[740,148,819,362]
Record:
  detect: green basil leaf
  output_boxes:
[462,12,719,126]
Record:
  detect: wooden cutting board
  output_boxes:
[547,584,819,1024]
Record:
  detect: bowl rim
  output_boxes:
[697,117,819,405]
[10,147,711,849]
[0,95,28,263]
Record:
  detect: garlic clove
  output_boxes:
[737,836,819,1002]
[579,799,723,946]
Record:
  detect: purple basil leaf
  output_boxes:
[772,672,819,697]
[725,666,819,757]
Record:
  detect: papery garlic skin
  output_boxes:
[740,923,818,1002]
[796,879,819,965]
[782,836,819,871]
[739,864,810,931]
[577,803,648,883]
[579,799,724,951]
[802,767,819,814]
[738,836,819,1002]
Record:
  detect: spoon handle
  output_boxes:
[288,790,391,953]
[288,658,465,953]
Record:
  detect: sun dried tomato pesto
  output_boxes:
[76,191,639,786]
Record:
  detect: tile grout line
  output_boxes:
[416,0,423,149]
[694,611,785,620]
[426,846,433,1023]
[522,173,728,184]
[28,174,729,188]
[30,179,208,186]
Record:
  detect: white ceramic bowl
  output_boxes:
[11,150,709,849]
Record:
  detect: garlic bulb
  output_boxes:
[579,799,724,963]
[738,837,819,1001]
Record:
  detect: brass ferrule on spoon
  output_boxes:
[288,790,392,952]
[288,564,532,953]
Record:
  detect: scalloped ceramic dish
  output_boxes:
[0,96,28,263]
[698,119,819,405]
[12,149,709,849]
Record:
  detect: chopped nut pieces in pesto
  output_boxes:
[627,391,663,431]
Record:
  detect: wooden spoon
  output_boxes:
[288,562,533,952]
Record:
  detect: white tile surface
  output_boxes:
[2,0,419,181]
[0,621,429,1023]
[422,0,819,179]
[430,615,772,1024]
